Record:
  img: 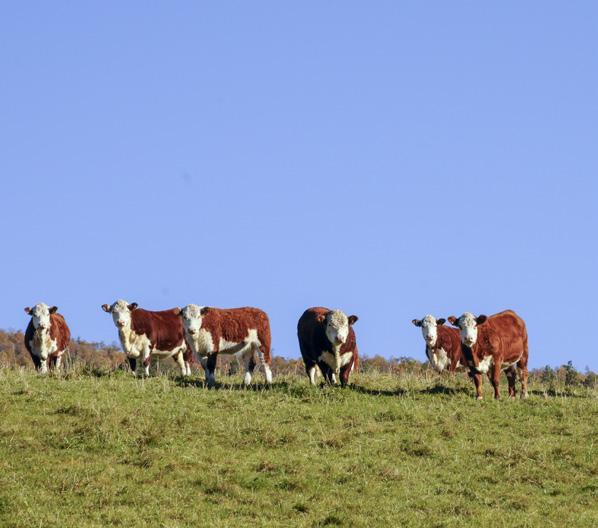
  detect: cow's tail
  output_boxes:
[257,312,272,366]
[256,311,273,384]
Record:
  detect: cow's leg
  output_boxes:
[205,353,217,387]
[39,357,48,374]
[54,355,62,372]
[243,350,256,386]
[319,362,334,385]
[470,371,483,399]
[506,367,517,398]
[175,350,187,376]
[127,357,137,375]
[199,356,208,371]
[490,361,502,399]
[518,361,529,399]
[254,343,273,385]
[142,347,151,377]
[305,362,318,385]
[183,347,193,377]
[30,353,42,371]
[339,365,350,387]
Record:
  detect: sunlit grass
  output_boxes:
[0,368,596,527]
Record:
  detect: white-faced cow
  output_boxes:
[447,310,529,399]
[297,307,359,386]
[102,300,191,377]
[175,304,273,387]
[24,303,71,373]
[411,315,463,373]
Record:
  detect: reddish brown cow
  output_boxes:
[447,310,529,399]
[412,315,463,372]
[176,304,272,387]
[297,307,359,386]
[102,299,191,376]
[24,303,71,373]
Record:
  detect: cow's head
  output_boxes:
[447,312,487,348]
[101,299,138,329]
[175,304,209,336]
[318,310,358,346]
[24,303,57,331]
[412,315,446,347]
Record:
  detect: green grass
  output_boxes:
[0,368,596,527]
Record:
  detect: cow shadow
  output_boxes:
[175,377,289,392]
[348,384,408,397]
[528,389,590,399]
[419,384,472,396]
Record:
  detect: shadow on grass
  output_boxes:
[176,377,291,392]
[528,389,590,399]
[419,384,472,396]
[348,384,408,397]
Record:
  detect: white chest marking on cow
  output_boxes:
[476,356,493,373]
[118,327,150,357]
[320,350,353,372]
[189,329,215,357]
[30,331,58,360]
[427,347,449,372]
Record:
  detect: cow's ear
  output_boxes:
[128,303,138,311]
[200,307,210,316]
[101,304,112,313]
[24,307,32,315]
[316,314,326,323]
[348,315,358,325]
[447,316,459,327]
[437,318,446,326]
[412,319,422,327]
[476,315,488,325]
[173,307,182,316]
[49,306,58,314]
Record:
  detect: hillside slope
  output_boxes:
[0,370,596,527]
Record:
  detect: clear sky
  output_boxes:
[1,2,596,370]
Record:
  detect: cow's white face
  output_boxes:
[102,299,138,329]
[25,303,55,331]
[412,315,447,347]
[449,312,487,347]
[179,304,206,336]
[325,310,357,346]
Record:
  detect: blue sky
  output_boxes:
[1,2,596,369]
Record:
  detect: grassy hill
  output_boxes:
[0,368,596,527]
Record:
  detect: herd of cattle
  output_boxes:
[22,301,529,399]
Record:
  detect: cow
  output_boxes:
[411,315,463,372]
[175,304,273,387]
[24,303,71,373]
[102,300,192,377]
[447,310,529,399]
[297,307,359,387]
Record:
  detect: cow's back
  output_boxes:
[482,310,527,362]
[437,325,463,366]
[131,308,185,351]
[297,307,329,359]
[203,307,270,345]
[49,313,71,351]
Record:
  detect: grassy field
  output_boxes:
[0,368,596,528]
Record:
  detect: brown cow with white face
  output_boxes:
[411,315,463,372]
[447,310,529,399]
[24,303,71,373]
[176,304,273,387]
[102,300,191,377]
